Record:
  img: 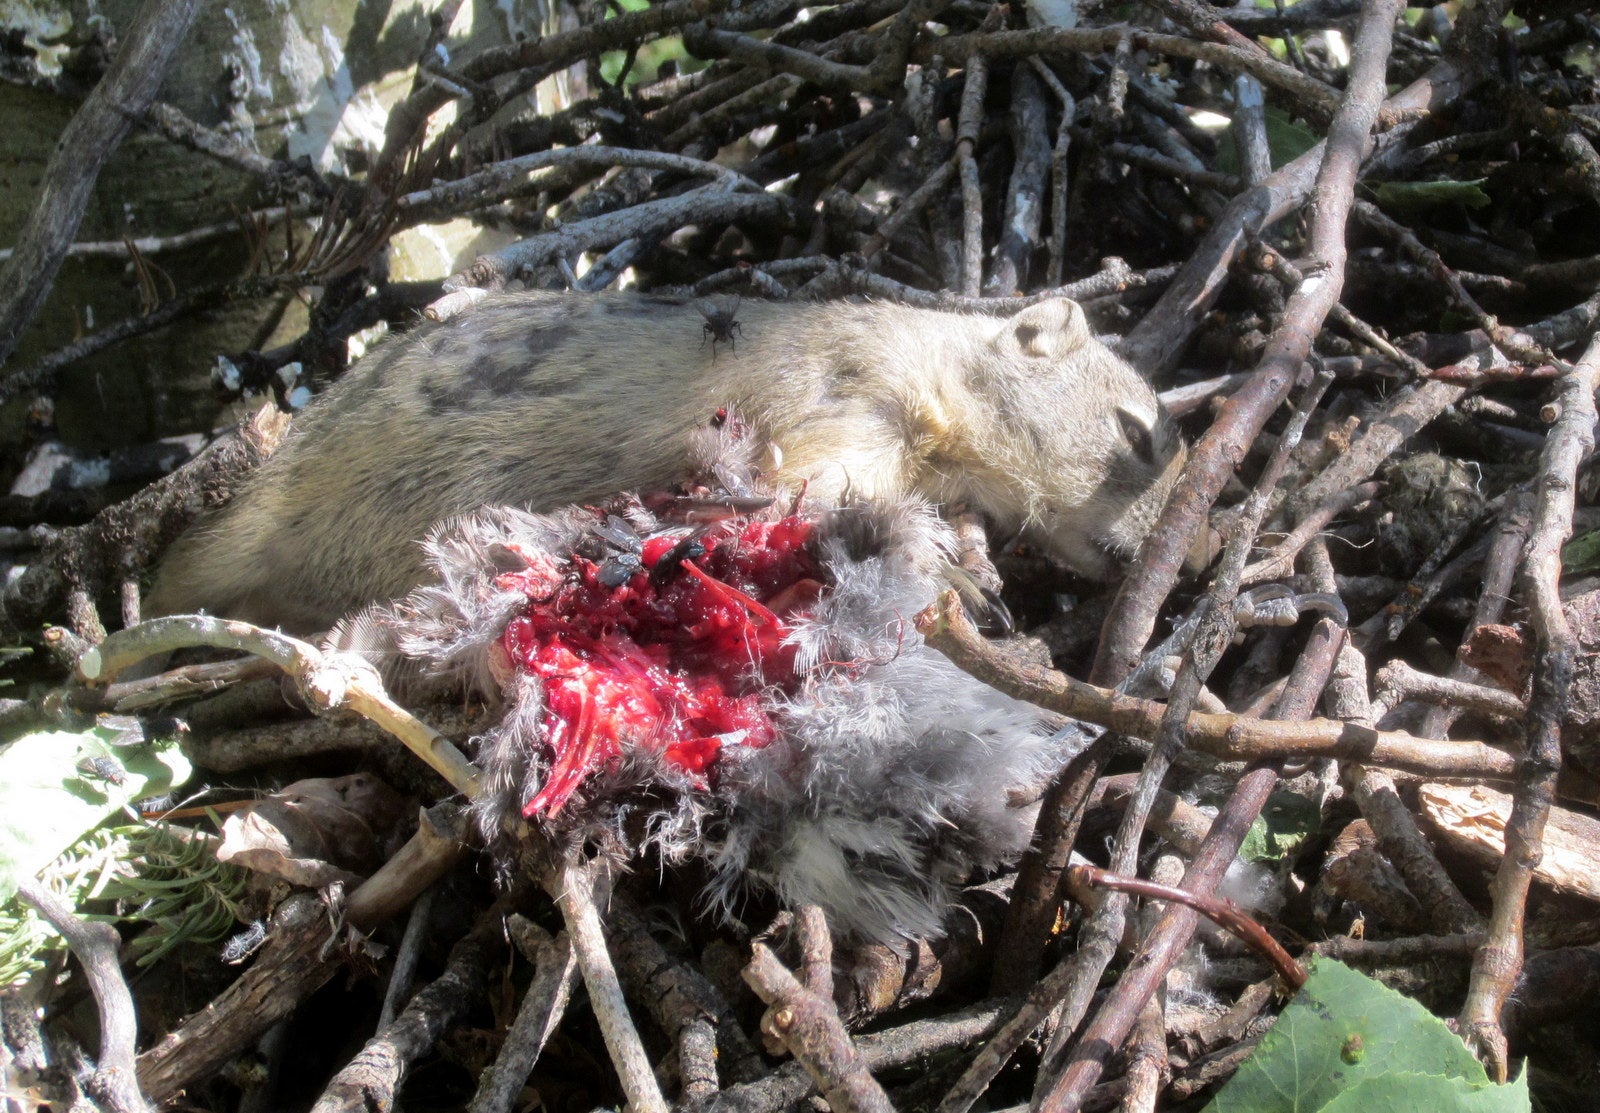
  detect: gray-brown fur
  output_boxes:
[148,291,1185,633]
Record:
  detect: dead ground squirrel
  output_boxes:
[149,291,1187,633]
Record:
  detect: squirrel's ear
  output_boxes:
[1004,298,1092,360]
[1117,406,1156,465]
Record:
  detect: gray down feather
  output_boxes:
[335,497,1072,943]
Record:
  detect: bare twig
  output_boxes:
[397,146,759,216]
[368,0,730,190]
[955,50,990,298]
[684,25,878,93]
[1066,865,1305,991]
[546,854,669,1113]
[448,187,791,290]
[1249,242,1430,377]
[1311,931,1485,964]
[985,60,1053,288]
[917,593,1523,791]
[1030,58,1076,288]
[680,1017,721,1103]
[604,899,765,1085]
[1420,491,1532,739]
[686,0,943,95]
[138,805,468,1102]
[924,27,1341,125]
[1457,331,1600,1077]
[378,885,437,1028]
[0,207,295,264]
[1372,658,1525,721]
[861,161,955,261]
[467,920,579,1113]
[708,998,1011,1113]
[1104,143,1242,191]
[1150,0,1294,59]
[796,905,835,999]
[1232,75,1272,185]
[1290,377,1474,524]
[1119,994,1167,1113]
[311,905,506,1113]
[743,945,894,1113]
[1242,482,1380,585]
[142,103,328,198]
[1352,767,1484,935]
[1353,200,1554,367]
[0,270,326,407]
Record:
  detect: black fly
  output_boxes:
[649,527,711,587]
[77,754,126,786]
[697,296,743,360]
[587,516,646,588]
[598,551,643,588]
[585,515,716,588]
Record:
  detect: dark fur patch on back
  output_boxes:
[417,325,580,412]
[419,380,475,414]
[523,323,576,358]
[330,363,386,406]
[426,320,485,359]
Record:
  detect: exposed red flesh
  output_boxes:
[500,515,823,817]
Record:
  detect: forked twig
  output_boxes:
[78,615,482,799]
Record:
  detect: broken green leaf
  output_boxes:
[1372,179,1492,212]
[1204,956,1529,1113]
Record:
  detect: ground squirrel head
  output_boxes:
[932,298,1186,577]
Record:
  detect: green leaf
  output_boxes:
[1372,179,1492,212]
[1238,786,1321,863]
[1216,106,1321,175]
[1204,957,1530,1113]
[0,728,190,903]
[1322,1071,1530,1113]
[1564,530,1600,575]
